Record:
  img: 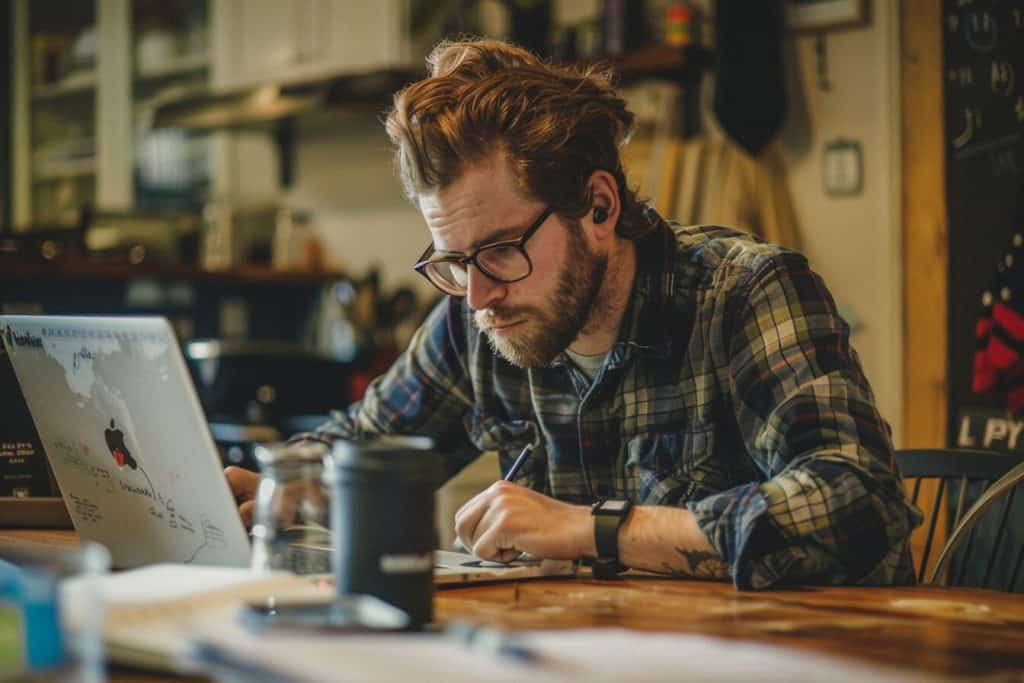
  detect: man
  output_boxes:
[228,38,920,589]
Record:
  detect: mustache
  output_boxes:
[475,306,538,330]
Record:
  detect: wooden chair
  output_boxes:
[895,449,1024,588]
[930,460,1024,589]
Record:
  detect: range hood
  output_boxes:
[149,68,421,131]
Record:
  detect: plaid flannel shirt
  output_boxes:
[309,212,922,589]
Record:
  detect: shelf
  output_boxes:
[150,44,713,126]
[31,71,98,101]
[136,53,210,82]
[0,259,348,285]
[33,158,97,182]
[323,45,712,107]
[592,44,714,84]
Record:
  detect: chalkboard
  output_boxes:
[945,0,1024,444]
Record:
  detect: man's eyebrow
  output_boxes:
[470,222,531,249]
[433,221,532,256]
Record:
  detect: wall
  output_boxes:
[778,2,905,445]
[285,108,435,299]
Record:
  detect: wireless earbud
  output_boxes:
[593,206,609,224]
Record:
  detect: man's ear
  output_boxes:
[584,169,621,243]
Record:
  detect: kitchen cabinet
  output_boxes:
[212,0,410,90]
[10,0,214,226]
[131,0,213,212]
[10,0,411,227]
[11,1,102,227]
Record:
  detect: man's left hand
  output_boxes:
[454,481,594,562]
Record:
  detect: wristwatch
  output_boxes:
[591,498,632,579]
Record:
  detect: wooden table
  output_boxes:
[4,529,1024,681]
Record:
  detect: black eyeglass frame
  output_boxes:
[412,207,554,294]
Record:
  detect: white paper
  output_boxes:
[61,563,331,671]
[196,627,959,683]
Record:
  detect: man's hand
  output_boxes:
[224,466,259,528]
[454,481,595,563]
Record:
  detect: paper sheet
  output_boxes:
[194,626,959,683]
[61,564,331,671]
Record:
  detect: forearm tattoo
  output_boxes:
[659,547,730,580]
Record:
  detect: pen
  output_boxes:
[503,443,535,481]
[189,641,286,683]
[445,620,543,666]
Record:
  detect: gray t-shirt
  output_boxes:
[565,347,607,381]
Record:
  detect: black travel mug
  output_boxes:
[328,435,442,627]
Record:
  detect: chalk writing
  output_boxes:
[958,409,1024,451]
[965,9,998,53]
[990,61,1015,95]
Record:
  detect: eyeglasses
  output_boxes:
[413,207,553,296]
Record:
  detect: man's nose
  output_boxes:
[465,265,505,311]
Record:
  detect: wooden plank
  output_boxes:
[6,531,1024,678]
[901,0,948,447]
[901,0,949,572]
[435,579,1024,676]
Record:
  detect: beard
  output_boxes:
[475,222,607,368]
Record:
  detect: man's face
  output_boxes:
[419,155,606,367]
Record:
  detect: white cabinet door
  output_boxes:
[215,0,297,87]
[322,0,409,74]
[214,0,409,88]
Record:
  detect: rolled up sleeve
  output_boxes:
[687,253,922,589]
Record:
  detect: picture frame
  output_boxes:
[786,0,870,33]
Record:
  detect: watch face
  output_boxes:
[601,500,628,513]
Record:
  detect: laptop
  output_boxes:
[0,315,250,568]
[0,314,578,582]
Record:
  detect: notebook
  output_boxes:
[60,557,578,672]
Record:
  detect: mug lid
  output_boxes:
[330,435,441,477]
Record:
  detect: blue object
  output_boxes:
[446,620,543,665]
[0,559,66,672]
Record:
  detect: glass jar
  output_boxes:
[250,441,331,575]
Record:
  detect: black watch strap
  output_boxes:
[594,509,624,559]
[591,499,632,578]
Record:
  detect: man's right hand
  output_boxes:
[224,466,260,528]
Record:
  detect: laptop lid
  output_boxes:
[0,316,250,568]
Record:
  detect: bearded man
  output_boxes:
[227,38,920,588]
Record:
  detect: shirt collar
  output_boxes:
[611,206,678,362]
[551,205,678,370]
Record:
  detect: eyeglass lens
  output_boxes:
[424,244,532,294]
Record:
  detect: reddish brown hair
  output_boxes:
[385,38,652,239]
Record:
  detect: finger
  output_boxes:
[495,548,521,563]
[470,500,517,560]
[239,500,255,529]
[454,485,500,548]
[472,522,519,563]
[225,466,259,503]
